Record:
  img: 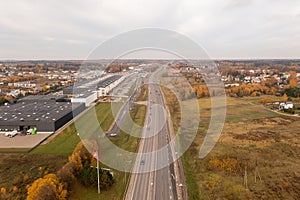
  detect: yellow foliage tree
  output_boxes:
[68,141,91,171]
[27,174,67,200]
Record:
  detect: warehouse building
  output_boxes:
[67,75,124,106]
[96,75,123,96]
[0,95,85,132]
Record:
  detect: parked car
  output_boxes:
[5,130,18,138]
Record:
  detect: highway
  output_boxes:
[125,67,186,200]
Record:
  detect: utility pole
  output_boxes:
[95,137,100,195]
[92,147,100,194]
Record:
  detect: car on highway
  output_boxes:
[106,133,117,137]
[140,160,145,165]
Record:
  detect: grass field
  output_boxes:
[0,154,68,199]
[163,92,300,199]
[0,148,30,153]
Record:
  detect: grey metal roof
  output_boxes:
[0,99,82,124]
[65,75,122,97]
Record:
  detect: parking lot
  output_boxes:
[0,133,52,149]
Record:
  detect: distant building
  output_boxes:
[252,77,261,84]
[279,102,293,110]
[66,74,126,107]
[225,83,240,88]
[8,81,36,88]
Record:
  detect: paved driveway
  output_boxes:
[0,133,52,148]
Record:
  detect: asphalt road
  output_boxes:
[125,68,183,200]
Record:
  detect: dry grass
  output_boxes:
[164,94,300,199]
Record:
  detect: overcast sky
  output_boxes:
[0,0,300,60]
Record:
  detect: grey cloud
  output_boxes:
[0,0,299,59]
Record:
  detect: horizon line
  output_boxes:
[0,57,300,62]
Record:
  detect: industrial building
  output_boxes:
[0,95,85,133]
[97,75,123,96]
[64,74,126,106]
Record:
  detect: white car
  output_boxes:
[5,130,18,138]
[27,129,33,134]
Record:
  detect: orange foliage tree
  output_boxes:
[282,93,288,102]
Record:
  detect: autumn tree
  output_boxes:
[56,162,77,190]
[42,85,48,92]
[27,174,67,200]
[282,93,288,102]
[227,84,277,97]
[68,141,91,172]
[260,97,273,104]
[288,72,298,87]
[193,85,210,98]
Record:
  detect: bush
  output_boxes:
[284,109,295,114]
[78,162,114,190]
[78,162,98,186]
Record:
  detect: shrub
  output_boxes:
[78,162,114,190]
